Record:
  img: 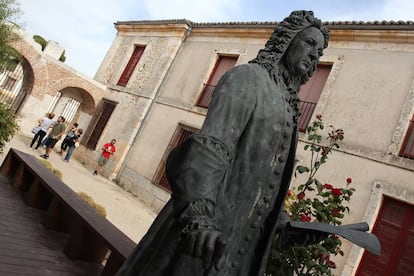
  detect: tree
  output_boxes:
[0,0,22,73]
[267,116,355,275]
[0,102,19,153]
[0,0,20,152]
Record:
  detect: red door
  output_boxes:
[356,196,414,275]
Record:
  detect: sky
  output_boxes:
[17,0,414,78]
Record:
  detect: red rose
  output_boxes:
[346,178,352,184]
[323,183,333,190]
[300,214,311,222]
[331,208,340,216]
[320,254,330,261]
[331,188,342,196]
[287,189,292,197]
[328,260,337,268]
[298,192,305,200]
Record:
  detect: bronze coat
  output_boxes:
[117,63,298,276]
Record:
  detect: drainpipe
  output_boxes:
[113,23,193,182]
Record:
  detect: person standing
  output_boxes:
[63,128,83,162]
[93,139,116,175]
[58,122,78,155]
[29,112,55,150]
[40,116,66,159]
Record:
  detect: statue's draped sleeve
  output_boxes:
[166,64,258,228]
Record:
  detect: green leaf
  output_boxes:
[296,165,309,174]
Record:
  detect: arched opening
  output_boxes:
[0,57,34,113]
[46,87,96,132]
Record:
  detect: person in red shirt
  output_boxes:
[93,139,116,176]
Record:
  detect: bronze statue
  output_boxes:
[118,10,331,276]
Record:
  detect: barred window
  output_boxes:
[152,123,199,191]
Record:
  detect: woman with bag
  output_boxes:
[29,112,55,150]
[58,122,78,155]
[63,128,83,162]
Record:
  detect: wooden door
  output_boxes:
[356,196,414,275]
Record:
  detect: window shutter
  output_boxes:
[357,197,414,275]
[400,119,414,159]
[298,64,332,132]
[196,55,238,108]
[117,46,145,87]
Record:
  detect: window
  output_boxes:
[399,117,414,159]
[152,123,199,191]
[357,196,414,275]
[297,64,332,132]
[1,76,17,91]
[86,99,117,149]
[117,45,145,87]
[196,55,238,108]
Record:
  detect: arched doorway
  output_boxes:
[46,87,96,130]
[0,57,34,112]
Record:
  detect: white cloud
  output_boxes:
[381,0,414,21]
[18,0,133,77]
[143,0,242,22]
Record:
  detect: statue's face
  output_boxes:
[283,27,325,76]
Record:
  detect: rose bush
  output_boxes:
[267,116,355,276]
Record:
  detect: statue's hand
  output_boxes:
[183,228,226,271]
[286,224,328,246]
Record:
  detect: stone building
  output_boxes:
[7,18,414,275]
[93,19,414,275]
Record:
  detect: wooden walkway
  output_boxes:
[0,174,103,276]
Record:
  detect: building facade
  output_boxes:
[93,19,414,275]
[8,18,414,275]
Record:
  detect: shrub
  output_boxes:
[267,116,354,276]
[0,102,19,153]
[77,192,107,217]
[37,158,63,179]
[32,34,47,50]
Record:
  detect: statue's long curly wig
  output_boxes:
[250,10,330,91]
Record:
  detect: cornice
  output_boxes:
[114,19,414,43]
[114,20,192,37]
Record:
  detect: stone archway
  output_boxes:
[47,86,97,132]
[0,56,34,113]
[7,29,106,137]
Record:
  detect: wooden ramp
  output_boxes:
[0,173,102,275]
[0,148,137,276]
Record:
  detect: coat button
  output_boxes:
[238,248,245,255]
[281,144,287,150]
[286,121,291,127]
[287,108,291,113]
[273,168,281,175]
[283,132,289,139]
[245,234,252,241]
[263,196,271,203]
[251,221,258,228]
[257,209,264,215]
[278,156,285,162]
[269,183,275,189]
